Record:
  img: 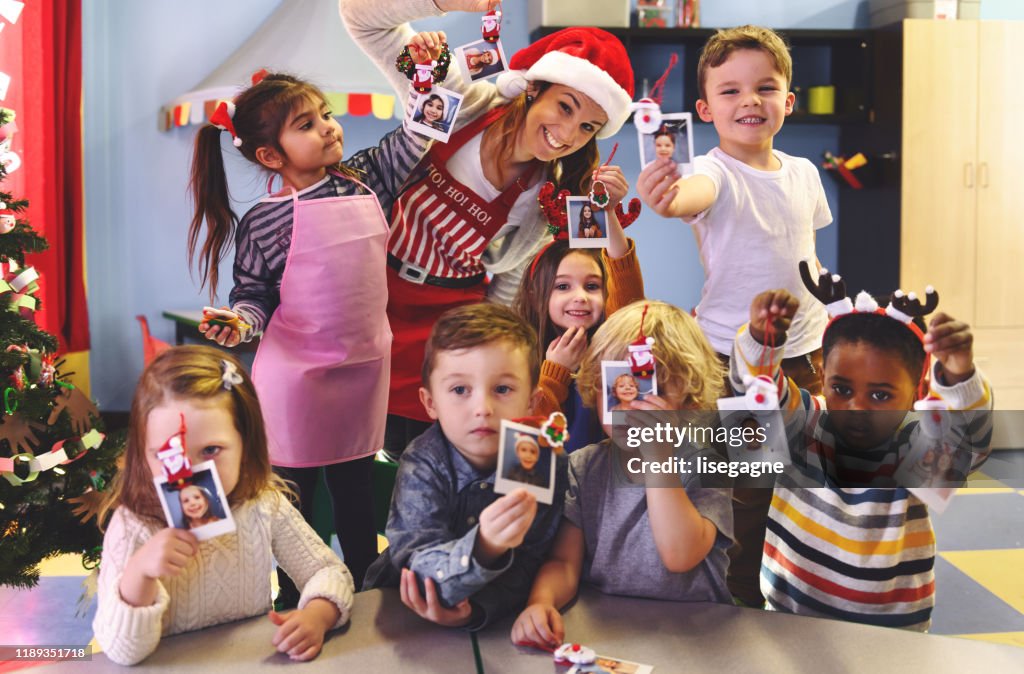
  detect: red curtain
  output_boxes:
[1,0,89,352]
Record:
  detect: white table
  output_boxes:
[44,589,478,672]
[473,588,1024,673]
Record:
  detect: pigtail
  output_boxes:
[187,124,238,301]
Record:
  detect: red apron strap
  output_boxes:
[431,105,511,163]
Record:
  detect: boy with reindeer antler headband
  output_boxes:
[728,262,992,631]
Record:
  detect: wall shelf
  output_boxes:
[530,27,874,124]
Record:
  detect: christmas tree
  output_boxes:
[0,107,121,588]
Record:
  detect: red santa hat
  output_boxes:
[496,27,634,139]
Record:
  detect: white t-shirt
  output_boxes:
[684,146,832,356]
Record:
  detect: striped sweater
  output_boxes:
[730,325,993,630]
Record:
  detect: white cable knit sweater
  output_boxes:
[93,490,354,665]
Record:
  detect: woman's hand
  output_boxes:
[592,165,629,211]
[408,31,448,62]
[434,0,498,13]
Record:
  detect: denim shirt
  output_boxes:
[364,423,568,630]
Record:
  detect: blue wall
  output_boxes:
[82,0,1018,410]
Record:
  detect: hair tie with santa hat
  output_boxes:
[496,27,634,139]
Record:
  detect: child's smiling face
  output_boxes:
[696,48,793,160]
[179,485,209,521]
[515,438,540,471]
[548,252,605,331]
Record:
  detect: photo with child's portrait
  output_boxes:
[408,86,464,143]
[455,38,508,82]
[495,420,556,504]
[638,112,694,172]
[602,360,657,425]
[153,460,236,541]
[566,196,609,249]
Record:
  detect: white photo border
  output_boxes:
[494,420,557,505]
[153,460,237,541]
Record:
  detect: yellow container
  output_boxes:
[808,85,835,115]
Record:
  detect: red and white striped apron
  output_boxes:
[386,105,538,420]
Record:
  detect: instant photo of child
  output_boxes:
[601,361,657,425]
[154,460,236,541]
[455,38,508,82]
[495,420,556,504]
[566,197,608,249]
[638,113,694,171]
[409,86,464,143]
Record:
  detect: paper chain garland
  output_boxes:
[1,259,40,318]
[0,428,105,486]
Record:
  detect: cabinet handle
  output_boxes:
[964,162,974,188]
[979,162,989,188]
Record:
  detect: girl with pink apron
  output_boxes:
[251,170,390,593]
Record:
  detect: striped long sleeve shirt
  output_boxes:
[729,325,993,631]
[229,118,427,337]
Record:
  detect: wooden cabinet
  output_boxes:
[900,19,1024,327]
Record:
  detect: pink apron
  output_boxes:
[252,171,391,467]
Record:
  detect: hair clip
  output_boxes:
[250,68,269,86]
[210,100,242,147]
[220,360,244,391]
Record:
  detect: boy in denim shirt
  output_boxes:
[365,303,567,629]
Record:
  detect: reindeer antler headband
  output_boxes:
[799,260,938,342]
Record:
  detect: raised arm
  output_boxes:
[636,157,716,219]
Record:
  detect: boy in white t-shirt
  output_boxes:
[636,25,832,608]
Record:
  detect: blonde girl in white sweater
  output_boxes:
[94,346,353,665]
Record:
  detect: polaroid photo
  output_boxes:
[153,460,236,541]
[716,396,791,467]
[495,420,556,505]
[455,38,508,83]
[408,86,464,143]
[638,112,694,173]
[571,654,654,674]
[602,360,657,425]
[566,196,609,249]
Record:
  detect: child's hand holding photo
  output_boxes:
[475,488,538,566]
[118,528,199,607]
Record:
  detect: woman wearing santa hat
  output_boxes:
[340,0,636,459]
